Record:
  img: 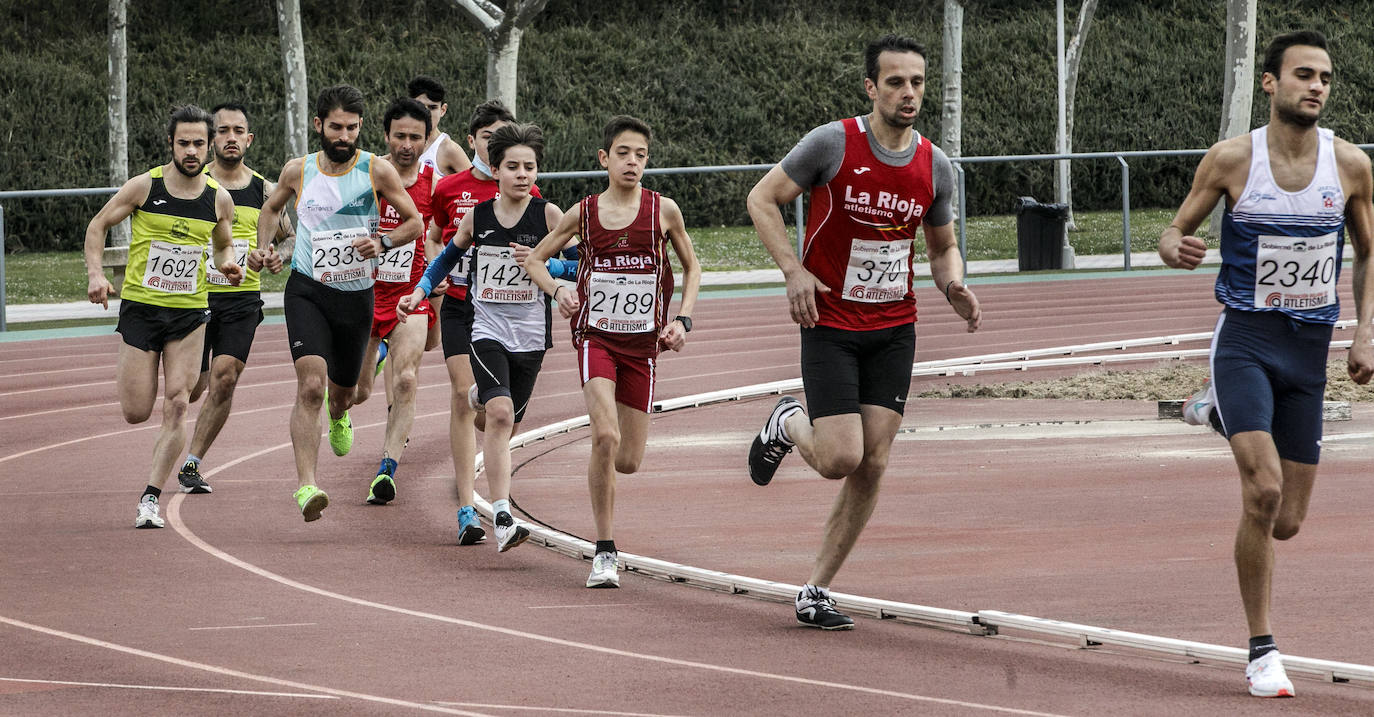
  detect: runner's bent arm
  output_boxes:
[368,160,422,257]
[211,186,242,286]
[747,166,827,327]
[1337,139,1374,384]
[251,157,301,271]
[659,197,700,350]
[1160,138,1245,269]
[84,174,151,307]
[926,220,979,332]
[525,208,582,318]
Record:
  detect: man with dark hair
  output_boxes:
[352,97,436,505]
[250,84,424,523]
[175,102,291,495]
[84,104,241,528]
[408,75,472,177]
[745,35,979,629]
[1162,30,1374,698]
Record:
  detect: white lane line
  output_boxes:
[435,703,693,717]
[0,675,334,699]
[165,496,1074,717]
[525,604,641,610]
[0,615,493,715]
[187,622,317,631]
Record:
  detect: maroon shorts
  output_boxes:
[576,337,656,413]
[372,282,435,339]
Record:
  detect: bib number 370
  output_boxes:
[841,238,910,303]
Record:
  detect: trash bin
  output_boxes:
[1015,196,1069,271]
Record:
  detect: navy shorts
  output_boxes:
[800,323,916,419]
[1210,308,1333,464]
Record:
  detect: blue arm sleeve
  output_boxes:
[560,244,579,261]
[546,258,578,281]
[417,240,466,295]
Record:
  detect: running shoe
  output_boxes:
[457,505,486,545]
[134,495,164,529]
[294,484,329,522]
[467,383,484,413]
[367,458,397,505]
[1246,650,1295,698]
[494,511,530,553]
[586,551,620,589]
[328,411,353,456]
[795,586,854,630]
[375,338,389,377]
[1182,380,1223,432]
[177,461,212,494]
[748,396,801,486]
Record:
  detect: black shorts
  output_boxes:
[441,293,475,359]
[800,323,916,418]
[469,338,545,424]
[116,299,211,352]
[202,291,265,372]
[283,271,374,388]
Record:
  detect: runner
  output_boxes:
[249,84,423,522]
[1160,30,1374,698]
[744,35,979,628]
[352,97,436,505]
[83,104,241,528]
[399,123,567,553]
[525,115,701,588]
[408,75,472,177]
[178,102,291,495]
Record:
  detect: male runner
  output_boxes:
[526,115,701,588]
[401,123,567,553]
[353,97,436,505]
[84,105,241,528]
[745,35,979,628]
[408,75,472,177]
[250,84,423,522]
[177,102,290,494]
[1160,30,1374,698]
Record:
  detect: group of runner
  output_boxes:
[83,31,1373,698]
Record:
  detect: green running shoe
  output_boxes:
[328,411,353,456]
[294,484,329,522]
[367,458,397,505]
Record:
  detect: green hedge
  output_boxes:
[1,0,1367,250]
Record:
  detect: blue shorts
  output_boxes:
[1210,308,1333,464]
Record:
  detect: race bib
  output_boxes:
[311,227,372,286]
[448,246,474,287]
[473,245,535,302]
[588,271,657,333]
[376,241,416,284]
[841,238,910,303]
[1254,232,1338,310]
[141,241,201,294]
[205,239,250,286]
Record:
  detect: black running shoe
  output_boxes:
[795,587,854,630]
[748,396,801,486]
[177,461,212,494]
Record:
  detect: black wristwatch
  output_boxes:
[673,315,692,332]
[379,234,394,251]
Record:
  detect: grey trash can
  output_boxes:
[1015,196,1069,271]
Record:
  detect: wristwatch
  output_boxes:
[380,234,394,251]
[673,315,692,332]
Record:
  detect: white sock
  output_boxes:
[797,584,828,606]
[492,499,510,518]
[778,407,801,445]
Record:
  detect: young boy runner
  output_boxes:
[525,115,701,588]
[352,97,436,505]
[399,123,568,552]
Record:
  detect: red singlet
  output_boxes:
[573,188,674,358]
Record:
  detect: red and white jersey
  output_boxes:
[374,165,434,288]
[431,169,540,299]
[573,188,674,358]
[803,116,933,331]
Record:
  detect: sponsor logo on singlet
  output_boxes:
[842,185,925,225]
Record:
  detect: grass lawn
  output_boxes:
[3,208,1194,304]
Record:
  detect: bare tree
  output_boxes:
[1056,0,1098,230]
[1209,0,1257,236]
[446,0,549,115]
[106,0,129,282]
[276,0,309,157]
[941,0,963,159]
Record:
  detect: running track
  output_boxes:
[2,271,1371,715]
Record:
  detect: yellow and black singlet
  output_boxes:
[204,168,265,293]
[122,166,219,309]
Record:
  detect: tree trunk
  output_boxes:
[940,0,963,158]
[1058,0,1098,231]
[486,25,523,116]
[107,0,129,264]
[276,0,309,158]
[1209,0,1257,237]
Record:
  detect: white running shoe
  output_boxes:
[135,496,164,529]
[1182,381,1218,429]
[494,513,529,553]
[586,551,620,588]
[1246,650,1295,698]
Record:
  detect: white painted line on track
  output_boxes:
[525,603,641,610]
[434,703,693,717]
[0,675,335,699]
[0,615,493,715]
[164,495,1075,716]
[187,622,318,631]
